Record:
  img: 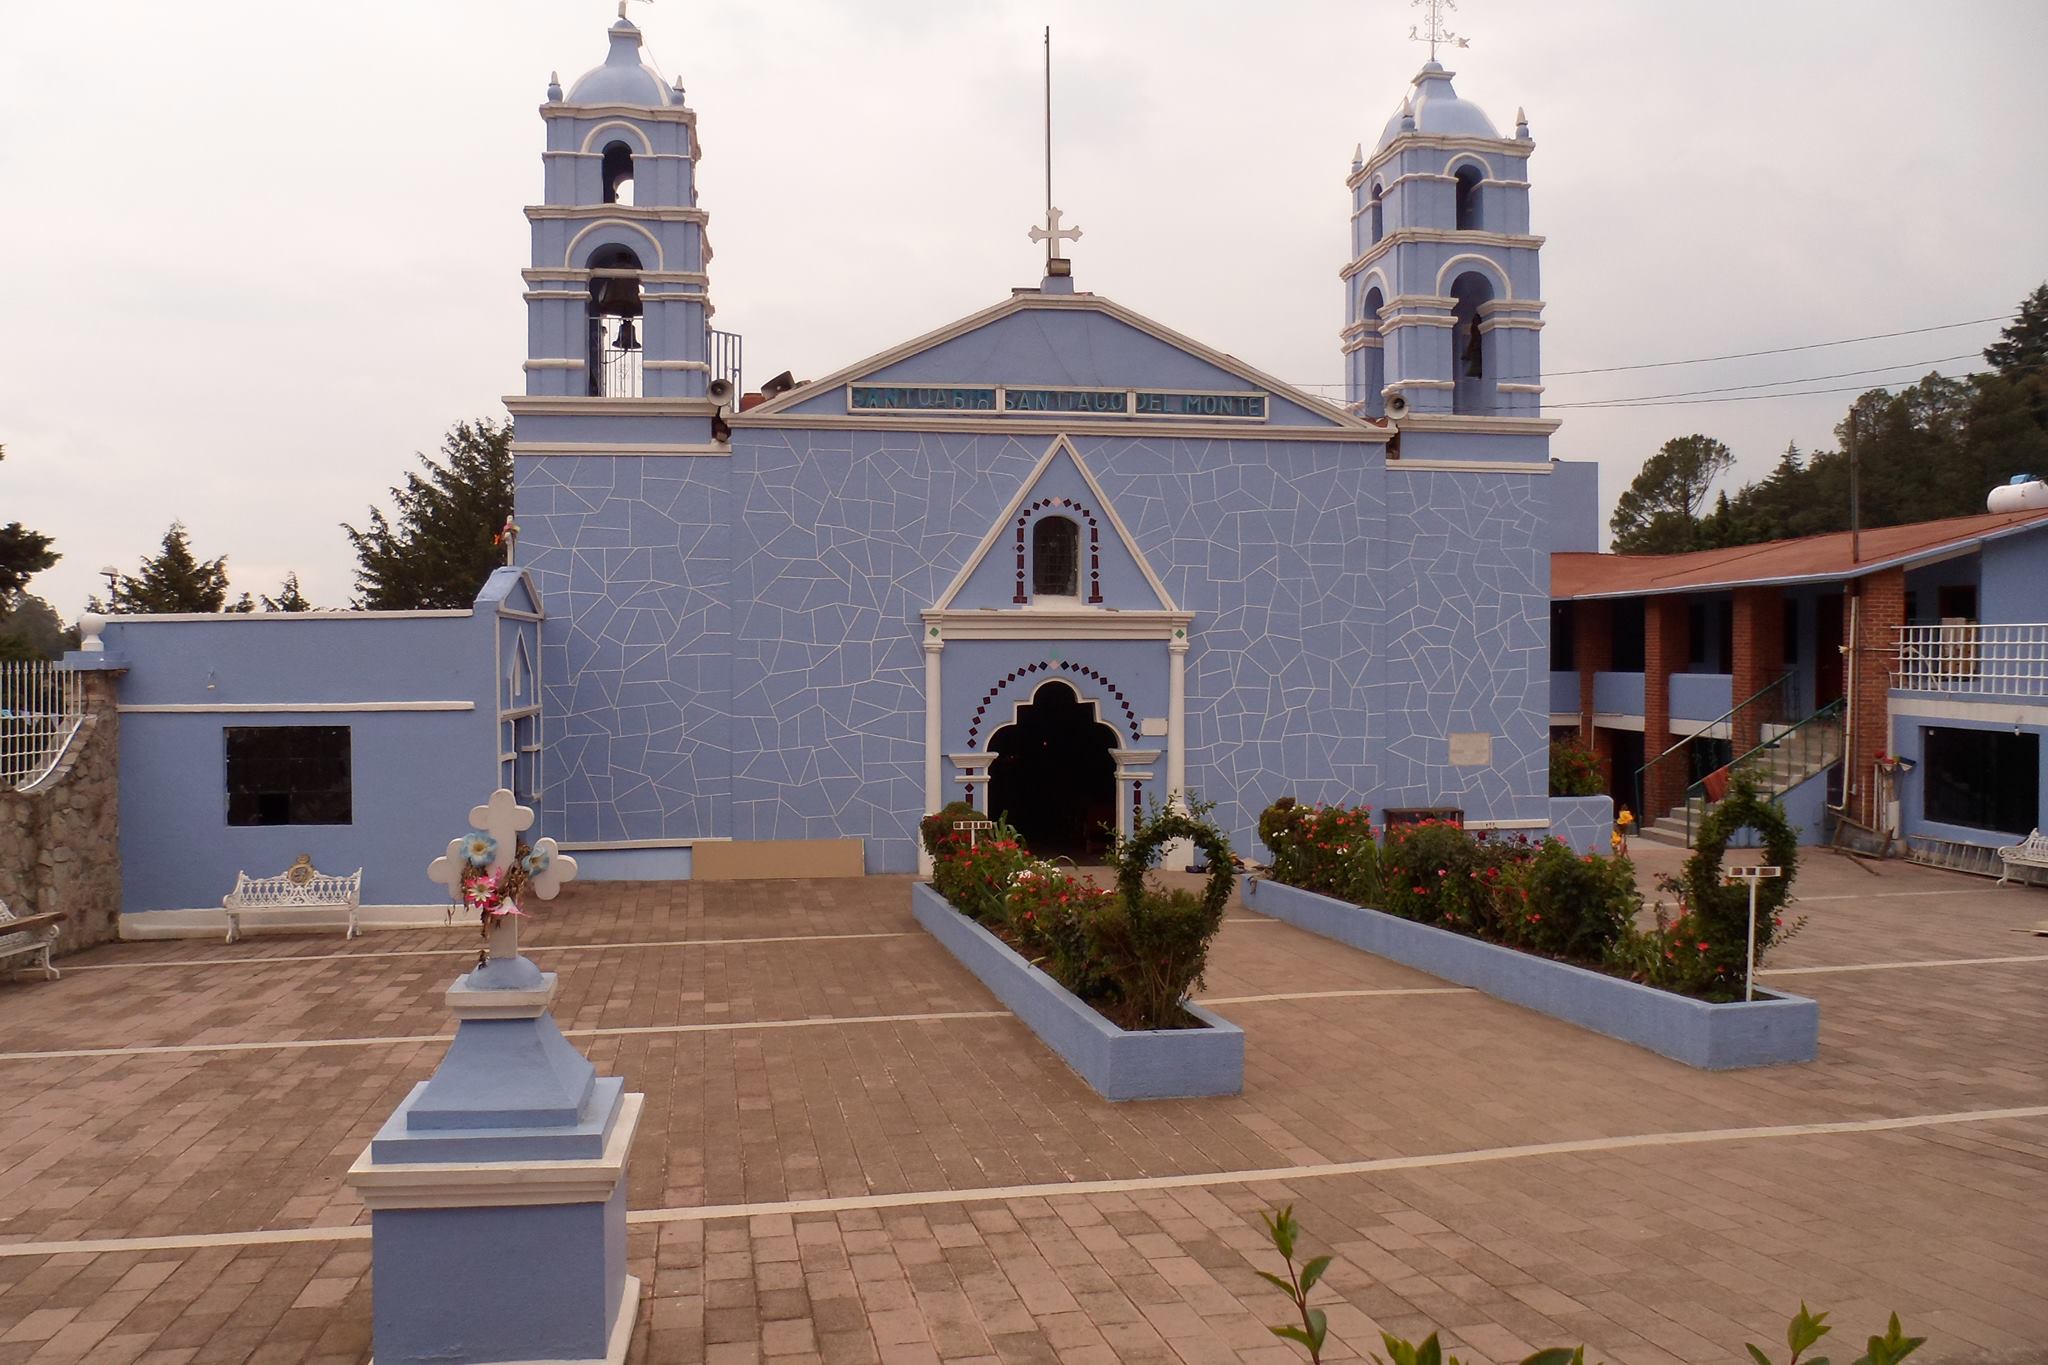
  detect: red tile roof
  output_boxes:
[1552,507,2048,599]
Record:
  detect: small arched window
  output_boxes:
[1368,182,1384,244]
[601,141,635,206]
[1031,517,1079,598]
[1454,165,1483,230]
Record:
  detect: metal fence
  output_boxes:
[0,660,85,790]
[707,326,742,397]
[1894,623,2048,697]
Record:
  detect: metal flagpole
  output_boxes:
[1043,26,1053,270]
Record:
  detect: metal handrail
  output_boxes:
[1632,671,1794,822]
[1683,697,1846,845]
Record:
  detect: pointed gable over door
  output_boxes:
[935,436,1176,613]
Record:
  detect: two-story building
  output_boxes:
[1551,501,2048,858]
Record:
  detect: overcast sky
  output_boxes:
[3,0,2045,615]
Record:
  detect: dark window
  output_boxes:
[1688,602,1709,667]
[1031,517,1079,596]
[1782,599,1800,663]
[1937,585,1978,622]
[1718,601,1734,674]
[1923,727,2038,837]
[1609,600,1646,672]
[225,726,352,826]
[1551,601,1577,671]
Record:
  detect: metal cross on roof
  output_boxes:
[1408,0,1470,61]
[1028,206,1082,261]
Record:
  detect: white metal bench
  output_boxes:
[222,857,363,942]
[1995,829,2048,885]
[0,897,63,982]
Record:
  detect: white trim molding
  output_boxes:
[922,609,1194,642]
[1886,695,2048,727]
[348,1093,643,1211]
[1386,459,1554,475]
[119,701,476,714]
[1394,413,1563,436]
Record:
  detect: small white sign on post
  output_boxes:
[1723,865,1783,1002]
[952,818,997,849]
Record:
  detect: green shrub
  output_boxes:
[1549,734,1606,798]
[1258,798,1380,906]
[1379,819,1488,927]
[1511,838,1641,961]
[1682,773,1800,991]
[923,800,1237,1032]
[919,801,982,860]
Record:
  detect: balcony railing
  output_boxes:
[1893,623,2048,697]
[707,326,742,397]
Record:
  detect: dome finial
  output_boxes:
[1351,141,1363,169]
[546,70,563,102]
[1515,106,1530,139]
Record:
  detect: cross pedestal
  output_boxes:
[347,791,640,1364]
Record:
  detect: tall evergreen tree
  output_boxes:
[0,447,59,607]
[1984,282,2048,379]
[1609,434,1735,553]
[261,572,313,612]
[93,522,241,614]
[345,419,514,610]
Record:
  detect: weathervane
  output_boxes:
[1026,26,1080,275]
[1408,0,1470,61]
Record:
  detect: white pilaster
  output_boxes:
[921,635,943,876]
[1166,632,1192,869]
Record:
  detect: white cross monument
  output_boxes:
[1028,206,1082,261]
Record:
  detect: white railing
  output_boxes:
[0,660,85,790]
[1893,622,2048,697]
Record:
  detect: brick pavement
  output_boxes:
[1,851,2044,1363]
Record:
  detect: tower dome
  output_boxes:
[1373,62,1497,151]
[566,16,674,107]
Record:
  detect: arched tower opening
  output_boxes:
[1448,270,1496,415]
[585,243,643,397]
[1357,286,1386,417]
[600,140,636,205]
[1368,182,1385,244]
[1453,164,1483,231]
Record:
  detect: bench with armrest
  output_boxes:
[0,899,64,982]
[222,857,363,942]
[1996,828,2048,886]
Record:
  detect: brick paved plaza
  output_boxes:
[2,849,2045,1365]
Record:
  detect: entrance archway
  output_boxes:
[986,680,1118,860]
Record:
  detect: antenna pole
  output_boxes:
[1043,26,1053,269]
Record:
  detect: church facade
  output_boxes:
[97,17,1594,920]
[510,17,1569,876]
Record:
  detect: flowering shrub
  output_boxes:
[1005,861,1115,998]
[1548,735,1607,797]
[1257,798,1380,906]
[1263,803,1652,979]
[924,807,1031,923]
[922,801,1237,1031]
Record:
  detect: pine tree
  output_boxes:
[261,572,313,612]
[1609,435,1735,553]
[0,446,59,607]
[1984,283,2048,380]
[93,523,237,614]
[344,419,514,610]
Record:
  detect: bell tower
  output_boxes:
[512,10,723,451]
[1342,61,1543,423]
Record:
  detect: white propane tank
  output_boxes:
[1988,475,2048,513]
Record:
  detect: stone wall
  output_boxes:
[0,669,121,957]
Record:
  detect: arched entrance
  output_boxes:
[986,681,1118,860]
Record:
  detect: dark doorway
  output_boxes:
[1815,593,1845,706]
[1608,728,1644,814]
[986,681,1117,861]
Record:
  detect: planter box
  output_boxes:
[1244,879,1817,1070]
[911,884,1243,1101]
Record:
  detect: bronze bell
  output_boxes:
[614,318,639,352]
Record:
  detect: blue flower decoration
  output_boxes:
[462,833,498,868]
[520,848,552,876]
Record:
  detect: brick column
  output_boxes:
[1730,587,1786,753]
[1844,568,1906,826]
[1574,600,1611,746]
[1643,596,1691,818]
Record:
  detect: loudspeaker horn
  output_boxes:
[707,377,734,405]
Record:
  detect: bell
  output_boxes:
[614,318,639,352]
